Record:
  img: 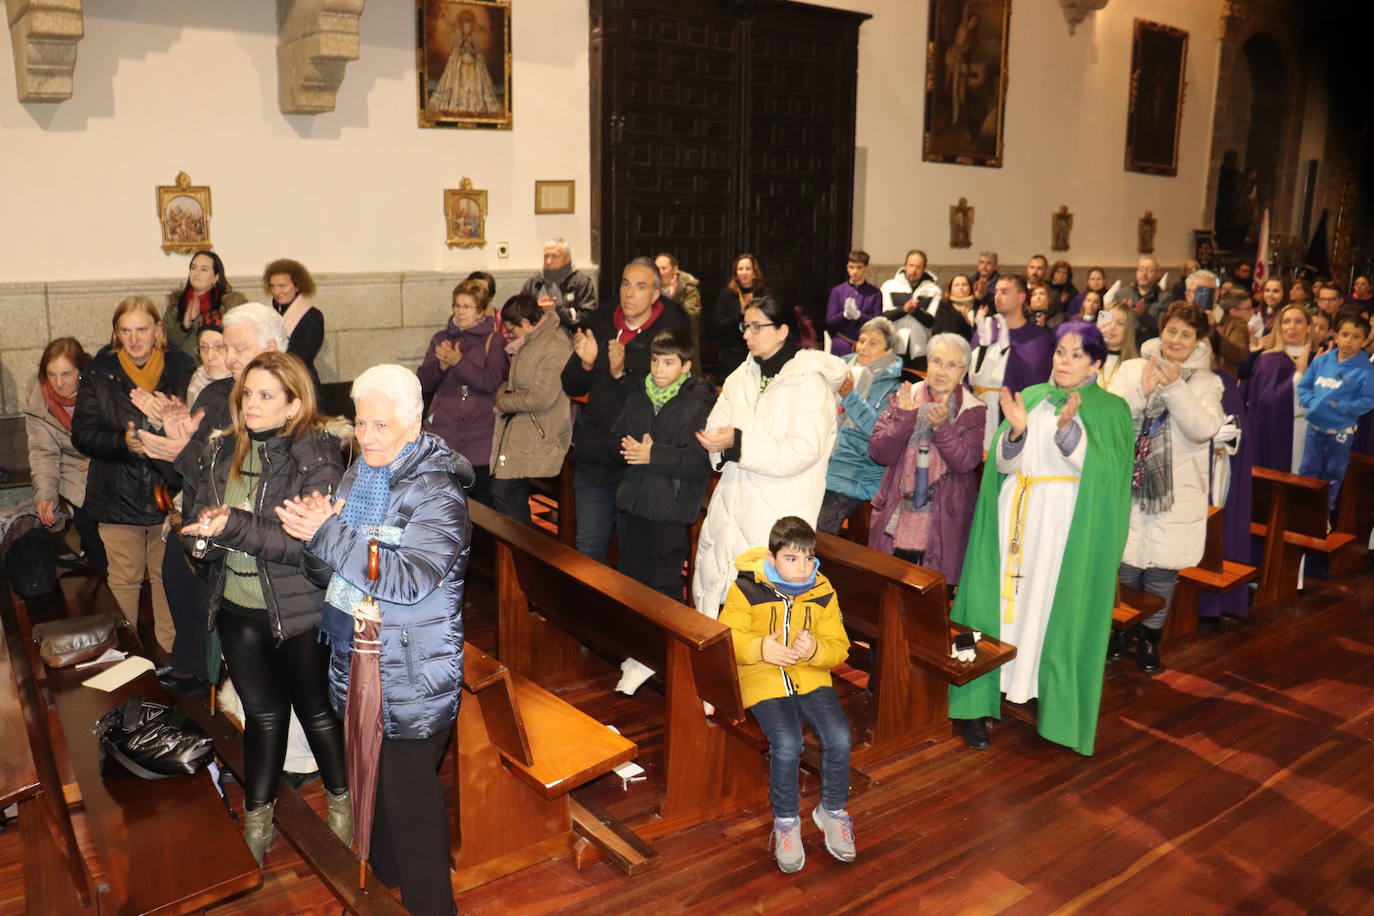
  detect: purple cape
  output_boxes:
[1201,376,1253,618]
[1243,351,1298,472]
[1003,322,1054,393]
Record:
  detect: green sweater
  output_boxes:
[221,442,266,610]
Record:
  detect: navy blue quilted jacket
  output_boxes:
[304,432,473,740]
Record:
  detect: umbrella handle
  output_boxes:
[367,539,379,582]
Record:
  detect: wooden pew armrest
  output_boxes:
[1179,560,1259,593]
[910,626,1017,687]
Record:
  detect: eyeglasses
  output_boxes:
[198,342,228,354]
[739,321,776,335]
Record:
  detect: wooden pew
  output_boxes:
[1333,451,1374,574]
[0,572,261,915]
[813,532,1016,761]
[1251,467,1354,605]
[453,644,645,891]
[471,500,768,839]
[1167,506,1259,642]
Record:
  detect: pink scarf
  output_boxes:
[890,383,954,551]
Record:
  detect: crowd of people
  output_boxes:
[24,238,1374,895]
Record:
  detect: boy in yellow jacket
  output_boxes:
[719,516,855,874]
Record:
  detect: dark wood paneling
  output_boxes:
[592,0,868,324]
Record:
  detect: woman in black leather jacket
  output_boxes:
[181,350,349,867]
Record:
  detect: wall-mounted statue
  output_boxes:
[1138,211,1157,254]
[950,197,974,248]
[1051,205,1073,252]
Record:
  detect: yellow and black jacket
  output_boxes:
[719,547,852,709]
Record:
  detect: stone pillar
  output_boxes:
[6,0,84,103]
[277,0,365,115]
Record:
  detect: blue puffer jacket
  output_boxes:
[824,356,906,501]
[304,432,474,740]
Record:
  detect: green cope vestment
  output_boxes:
[948,382,1132,756]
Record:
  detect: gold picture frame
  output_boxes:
[534,179,575,215]
[417,0,513,130]
[445,177,487,248]
[156,171,212,255]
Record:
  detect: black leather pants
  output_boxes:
[217,605,348,808]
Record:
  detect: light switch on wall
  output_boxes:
[496,242,510,259]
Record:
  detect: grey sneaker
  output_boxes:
[812,806,856,862]
[770,817,805,873]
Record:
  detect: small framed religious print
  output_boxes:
[444,177,487,248]
[534,180,575,215]
[156,171,212,255]
[417,0,513,129]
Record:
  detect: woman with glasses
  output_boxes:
[692,297,848,618]
[418,279,509,505]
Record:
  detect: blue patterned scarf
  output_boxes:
[317,440,418,651]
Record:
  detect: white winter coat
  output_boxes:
[691,348,848,617]
[1108,338,1225,571]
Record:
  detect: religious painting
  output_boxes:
[949,197,973,248]
[156,171,212,255]
[922,0,1011,168]
[444,177,487,248]
[417,0,512,129]
[1124,20,1188,176]
[534,180,575,215]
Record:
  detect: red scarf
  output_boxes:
[41,380,76,431]
[614,299,665,345]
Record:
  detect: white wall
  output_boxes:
[814,0,1222,271]
[0,0,592,284]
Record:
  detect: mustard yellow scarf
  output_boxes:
[117,346,166,392]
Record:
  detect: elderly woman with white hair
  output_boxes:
[817,316,906,534]
[867,333,986,586]
[279,363,472,916]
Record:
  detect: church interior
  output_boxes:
[4,0,1374,913]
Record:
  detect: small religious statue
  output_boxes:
[950,197,974,249]
[1051,205,1073,251]
[1138,211,1157,254]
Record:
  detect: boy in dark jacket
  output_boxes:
[609,328,715,692]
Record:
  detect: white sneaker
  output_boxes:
[615,658,655,695]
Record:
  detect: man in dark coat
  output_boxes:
[562,257,690,563]
[519,238,598,330]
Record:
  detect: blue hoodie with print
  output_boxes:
[1297,349,1374,432]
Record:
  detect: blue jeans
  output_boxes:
[750,686,852,819]
[573,467,619,564]
[1299,426,1354,513]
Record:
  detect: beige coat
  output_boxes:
[23,379,89,508]
[490,314,573,479]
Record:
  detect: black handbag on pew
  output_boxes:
[91,695,215,779]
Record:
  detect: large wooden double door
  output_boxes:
[590,0,869,340]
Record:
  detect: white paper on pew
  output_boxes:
[82,655,155,691]
[74,647,128,670]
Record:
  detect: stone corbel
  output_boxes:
[1059,0,1108,35]
[6,0,84,103]
[277,0,365,115]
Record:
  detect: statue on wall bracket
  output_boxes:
[949,197,974,248]
[1051,205,1073,252]
[1138,211,1157,254]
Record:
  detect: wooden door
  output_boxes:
[591,0,868,348]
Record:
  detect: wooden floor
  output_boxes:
[5,564,1374,914]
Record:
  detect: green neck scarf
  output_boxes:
[645,372,689,412]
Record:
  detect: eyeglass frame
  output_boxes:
[739,320,777,335]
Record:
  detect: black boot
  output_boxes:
[1137,626,1164,674]
[961,718,990,750]
[1107,626,1136,662]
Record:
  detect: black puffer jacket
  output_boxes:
[183,429,344,641]
[609,374,716,524]
[72,345,196,526]
[170,375,234,513]
[561,298,691,486]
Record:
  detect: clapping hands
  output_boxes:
[275,490,346,542]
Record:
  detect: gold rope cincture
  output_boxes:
[973,385,1000,396]
[352,596,383,655]
[1002,471,1080,623]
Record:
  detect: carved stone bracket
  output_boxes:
[6,0,84,103]
[277,0,364,115]
[1058,0,1108,36]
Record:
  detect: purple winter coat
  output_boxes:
[867,384,986,584]
[417,314,509,470]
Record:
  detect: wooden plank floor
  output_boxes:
[5,566,1374,914]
